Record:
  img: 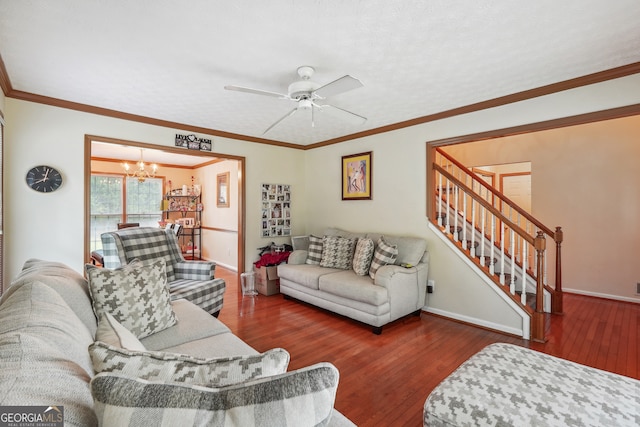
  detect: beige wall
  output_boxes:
[4,72,640,334]
[4,99,304,283]
[443,115,640,302]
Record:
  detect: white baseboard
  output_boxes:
[424,306,525,338]
[214,261,237,272]
[563,288,640,304]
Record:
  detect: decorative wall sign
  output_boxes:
[174,133,212,151]
[260,183,291,237]
[342,151,372,200]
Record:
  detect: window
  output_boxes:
[90,174,163,251]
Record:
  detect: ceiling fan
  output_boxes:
[225,66,367,134]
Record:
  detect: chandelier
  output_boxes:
[122,149,158,182]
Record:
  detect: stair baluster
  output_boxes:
[521,243,528,305]
[510,230,516,295]
[490,215,495,275]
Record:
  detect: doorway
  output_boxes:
[84,135,245,277]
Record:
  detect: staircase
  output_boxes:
[429,147,564,342]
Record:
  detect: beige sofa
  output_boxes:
[278,228,429,334]
[0,259,355,427]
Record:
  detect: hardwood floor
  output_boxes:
[215,267,639,427]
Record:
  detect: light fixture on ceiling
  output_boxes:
[122,148,158,182]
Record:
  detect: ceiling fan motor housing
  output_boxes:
[288,80,320,100]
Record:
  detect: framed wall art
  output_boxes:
[217,172,230,208]
[260,183,291,237]
[342,151,372,200]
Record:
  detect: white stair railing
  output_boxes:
[433,147,564,342]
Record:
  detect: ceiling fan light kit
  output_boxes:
[225,66,366,134]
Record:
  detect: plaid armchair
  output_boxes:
[100,227,225,316]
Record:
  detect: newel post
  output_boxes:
[553,226,564,314]
[532,231,547,343]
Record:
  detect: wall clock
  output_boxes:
[26,165,63,193]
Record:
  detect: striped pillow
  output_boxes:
[305,235,324,265]
[369,237,398,279]
[91,362,339,427]
[352,238,375,276]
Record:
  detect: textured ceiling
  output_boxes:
[1,0,640,146]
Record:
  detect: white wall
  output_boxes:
[3,99,305,283]
[4,73,640,332]
[197,159,240,270]
[302,73,640,334]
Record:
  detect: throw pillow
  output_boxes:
[369,237,399,279]
[320,235,357,270]
[352,238,375,276]
[305,235,324,265]
[89,341,290,387]
[95,312,146,351]
[91,362,339,427]
[85,258,177,339]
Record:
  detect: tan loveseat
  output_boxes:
[278,228,429,334]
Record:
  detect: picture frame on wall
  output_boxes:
[342,151,372,200]
[260,183,291,237]
[217,172,230,208]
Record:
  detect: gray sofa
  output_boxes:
[278,228,429,334]
[0,259,355,427]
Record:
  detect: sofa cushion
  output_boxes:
[291,235,310,251]
[305,235,324,265]
[319,271,389,306]
[366,234,427,266]
[85,258,177,339]
[369,237,398,279]
[91,362,339,427]
[0,281,97,427]
[95,313,146,351]
[139,299,230,351]
[352,238,375,276]
[89,341,290,387]
[10,258,98,336]
[278,264,342,291]
[320,235,356,270]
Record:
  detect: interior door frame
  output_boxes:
[83,135,246,283]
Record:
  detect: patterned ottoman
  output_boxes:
[424,343,639,426]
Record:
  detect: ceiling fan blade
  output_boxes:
[224,85,288,99]
[313,75,363,99]
[263,108,298,134]
[322,104,367,125]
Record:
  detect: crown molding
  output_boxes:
[2,51,639,150]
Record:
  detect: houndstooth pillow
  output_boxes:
[85,258,177,339]
[369,237,398,279]
[305,235,324,265]
[95,312,146,351]
[89,341,290,387]
[352,238,375,276]
[91,362,339,427]
[320,235,356,269]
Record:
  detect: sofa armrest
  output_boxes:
[287,249,309,265]
[174,261,215,280]
[374,262,429,316]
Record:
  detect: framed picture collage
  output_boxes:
[261,183,291,237]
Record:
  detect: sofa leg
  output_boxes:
[212,310,220,318]
[372,326,383,335]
